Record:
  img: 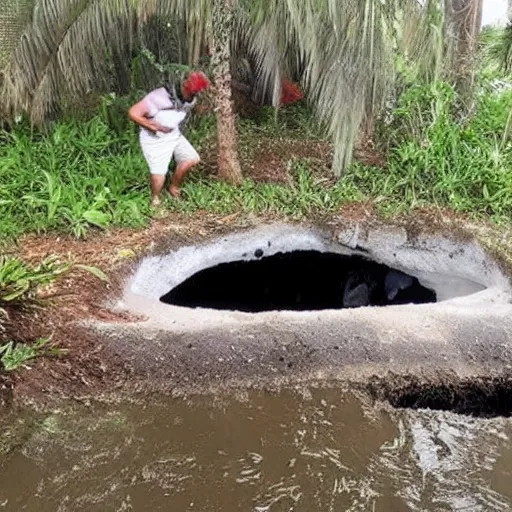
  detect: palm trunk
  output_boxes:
[0,0,34,69]
[210,0,242,184]
[445,0,483,105]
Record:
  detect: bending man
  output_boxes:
[129,72,210,206]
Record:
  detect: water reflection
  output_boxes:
[0,387,511,511]
[375,411,511,511]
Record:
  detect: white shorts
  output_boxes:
[139,131,200,176]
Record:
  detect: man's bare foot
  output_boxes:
[168,185,181,198]
[151,196,161,207]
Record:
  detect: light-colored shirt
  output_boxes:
[140,87,196,139]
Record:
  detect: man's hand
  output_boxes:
[148,122,173,134]
[129,102,173,134]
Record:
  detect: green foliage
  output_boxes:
[1,82,512,241]
[357,80,512,218]
[0,256,70,314]
[0,337,66,372]
[0,116,151,238]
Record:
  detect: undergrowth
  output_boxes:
[0,255,106,372]
[1,82,511,239]
[0,255,70,327]
[0,337,66,372]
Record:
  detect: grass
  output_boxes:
[0,337,66,372]
[1,82,512,240]
[0,255,71,327]
[372,81,512,218]
[0,118,150,239]
[0,254,106,372]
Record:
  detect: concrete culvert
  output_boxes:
[94,222,512,392]
[160,251,437,312]
[126,223,504,317]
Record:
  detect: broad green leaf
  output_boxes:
[75,264,109,282]
[82,210,111,228]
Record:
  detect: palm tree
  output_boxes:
[0,0,34,69]
[444,0,483,102]
[0,0,445,179]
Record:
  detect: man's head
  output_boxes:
[181,71,210,101]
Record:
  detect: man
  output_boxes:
[128,72,210,206]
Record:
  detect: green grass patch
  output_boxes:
[0,337,67,372]
[0,118,150,238]
[1,85,512,239]
[369,81,512,218]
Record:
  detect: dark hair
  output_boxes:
[162,82,188,103]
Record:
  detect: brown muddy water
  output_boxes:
[1,387,512,511]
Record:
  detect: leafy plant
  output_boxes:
[0,255,70,309]
[0,337,67,372]
[0,255,109,333]
[0,116,151,239]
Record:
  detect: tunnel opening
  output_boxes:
[160,250,437,312]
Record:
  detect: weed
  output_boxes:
[0,256,71,323]
[0,255,108,335]
[0,337,67,372]
[0,116,150,239]
[366,81,512,219]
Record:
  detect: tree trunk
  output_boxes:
[0,0,34,69]
[445,0,483,105]
[187,17,204,67]
[210,0,242,184]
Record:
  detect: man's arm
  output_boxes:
[128,99,172,134]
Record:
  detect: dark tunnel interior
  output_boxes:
[160,250,437,313]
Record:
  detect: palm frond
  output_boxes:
[2,0,136,123]
[245,0,405,174]
[400,0,447,82]
[1,0,451,176]
[481,24,512,73]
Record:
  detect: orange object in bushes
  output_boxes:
[281,80,304,105]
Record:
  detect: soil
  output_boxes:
[0,212,271,409]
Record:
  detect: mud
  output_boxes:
[2,385,512,511]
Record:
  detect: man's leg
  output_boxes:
[169,137,200,198]
[140,134,174,206]
[150,175,166,206]
[169,159,200,198]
